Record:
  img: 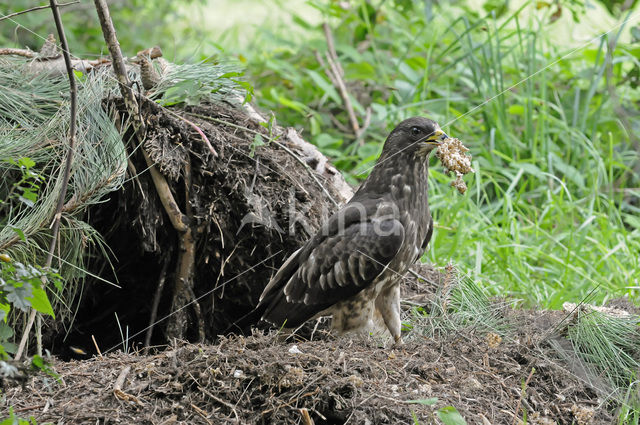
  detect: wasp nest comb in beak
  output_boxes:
[435,138,474,194]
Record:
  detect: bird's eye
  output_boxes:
[411,127,422,136]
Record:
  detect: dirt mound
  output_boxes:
[5,317,613,424]
[51,99,351,355]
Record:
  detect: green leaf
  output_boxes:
[436,406,468,425]
[2,341,16,355]
[406,398,438,405]
[27,287,55,318]
[315,133,342,149]
[234,80,254,103]
[357,143,380,159]
[0,304,9,323]
[10,227,26,242]
[5,281,32,312]
[277,95,308,113]
[17,157,35,169]
[508,105,525,115]
[30,354,59,380]
[250,134,266,158]
[305,70,341,104]
[631,26,640,42]
[17,196,35,208]
[344,62,376,80]
[31,354,44,369]
[48,271,64,292]
[219,71,244,79]
[550,153,585,189]
[161,80,202,106]
[0,322,13,340]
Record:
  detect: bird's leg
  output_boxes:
[375,285,403,345]
[330,308,347,335]
[331,300,375,338]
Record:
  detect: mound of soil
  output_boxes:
[49,99,352,356]
[5,305,613,424]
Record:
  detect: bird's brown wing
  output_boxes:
[421,215,434,251]
[259,212,404,328]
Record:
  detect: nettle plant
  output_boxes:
[0,157,58,359]
[0,255,60,358]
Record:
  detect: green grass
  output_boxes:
[236,0,640,309]
[234,3,640,417]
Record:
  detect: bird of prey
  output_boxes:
[256,117,449,344]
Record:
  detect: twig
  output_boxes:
[191,403,214,425]
[272,140,338,207]
[113,365,131,392]
[95,0,195,341]
[163,108,218,157]
[187,285,205,343]
[321,22,361,139]
[354,107,372,145]
[512,367,535,425]
[15,0,78,361]
[91,334,103,358]
[94,0,144,134]
[198,385,240,422]
[0,48,36,58]
[144,258,170,349]
[300,408,315,425]
[141,149,188,232]
[194,114,338,207]
[408,269,439,288]
[0,1,78,22]
[322,23,343,77]
[113,365,143,405]
[13,404,46,413]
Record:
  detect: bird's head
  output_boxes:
[382,117,450,158]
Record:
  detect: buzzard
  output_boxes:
[256,117,449,344]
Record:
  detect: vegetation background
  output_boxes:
[1,0,639,314]
[1,0,640,422]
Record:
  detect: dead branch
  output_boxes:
[113,365,131,392]
[321,23,361,139]
[113,365,143,406]
[163,107,218,157]
[26,57,102,75]
[141,149,188,233]
[0,48,36,58]
[94,0,144,134]
[132,46,163,62]
[512,367,535,425]
[300,408,315,425]
[144,258,170,350]
[165,224,196,340]
[0,1,78,23]
[183,156,204,342]
[91,334,103,358]
[94,0,196,341]
[15,0,79,361]
[198,385,240,422]
[191,403,214,425]
[0,46,157,77]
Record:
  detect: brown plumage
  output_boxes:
[257,117,449,344]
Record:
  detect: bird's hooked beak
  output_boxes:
[425,129,450,145]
